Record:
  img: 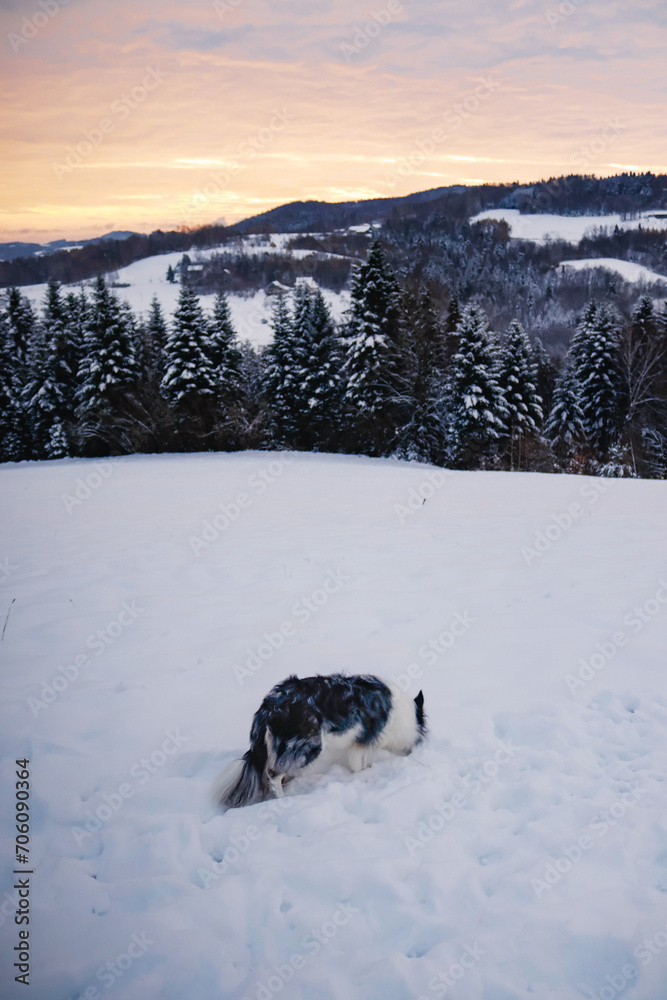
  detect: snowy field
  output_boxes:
[559,259,667,287]
[16,237,352,350]
[470,209,667,244]
[1,452,667,1000]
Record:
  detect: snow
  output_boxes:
[560,258,667,286]
[13,238,351,350]
[1,452,667,1000]
[470,208,667,244]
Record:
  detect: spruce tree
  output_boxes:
[498,320,543,469]
[294,288,342,450]
[0,311,25,461]
[398,288,448,463]
[162,284,215,406]
[342,240,407,455]
[263,293,298,445]
[573,305,624,458]
[445,304,507,467]
[209,293,242,400]
[544,363,586,462]
[144,296,168,380]
[25,281,78,459]
[7,287,35,365]
[77,277,139,452]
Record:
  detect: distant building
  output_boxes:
[265,280,292,296]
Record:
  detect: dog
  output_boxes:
[211,673,427,809]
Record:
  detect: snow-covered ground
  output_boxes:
[470,208,667,244]
[560,258,667,287]
[1,452,667,999]
[16,236,352,349]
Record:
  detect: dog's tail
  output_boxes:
[210,751,265,810]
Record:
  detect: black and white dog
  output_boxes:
[211,673,427,809]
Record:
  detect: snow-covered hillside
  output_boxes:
[1,453,667,1000]
[560,258,667,287]
[17,237,352,349]
[470,208,667,244]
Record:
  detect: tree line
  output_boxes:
[1,240,665,477]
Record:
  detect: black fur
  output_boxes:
[213,673,426,810]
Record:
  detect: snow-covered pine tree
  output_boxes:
[572,304,624,458]
[208,293,242,401]
[263,292,298,445]
[498,320,543,469]
[342,240,407,455]
[143,296,168,380]
[77,277,140,453]
[7,287,36,365]
[0,310,25,461]
[290,287,342,450]
[445,304,508,468]
[544,363,586,463]
[25,280,78,459]
[397,288,448,463]
[161,283,217,429]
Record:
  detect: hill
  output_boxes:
[2,451,666,999]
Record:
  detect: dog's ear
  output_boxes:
[414,690,424,710]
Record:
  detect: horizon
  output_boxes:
[3,171,666,248]
[2,0,666,243]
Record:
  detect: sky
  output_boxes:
[1,0,666,242]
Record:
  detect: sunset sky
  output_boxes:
[1,0,666,242]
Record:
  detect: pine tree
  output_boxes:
[397,288,448,462]
[209,293,242,400]
[445,304,508,467]
[573,305,624,458]
[263,293,298,445]
[143,296,168,380]
[293,288,342,449]
[342,240,407,454]
[77,277,139,452]
[0,310,25,461]
[544,363,586,462]
[7,287,35,365]
[498,320,543,469]
[25,281,78,459]
[161,283,217,416]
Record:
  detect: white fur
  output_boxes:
[209,758,246,808]
[375,681,419,756]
